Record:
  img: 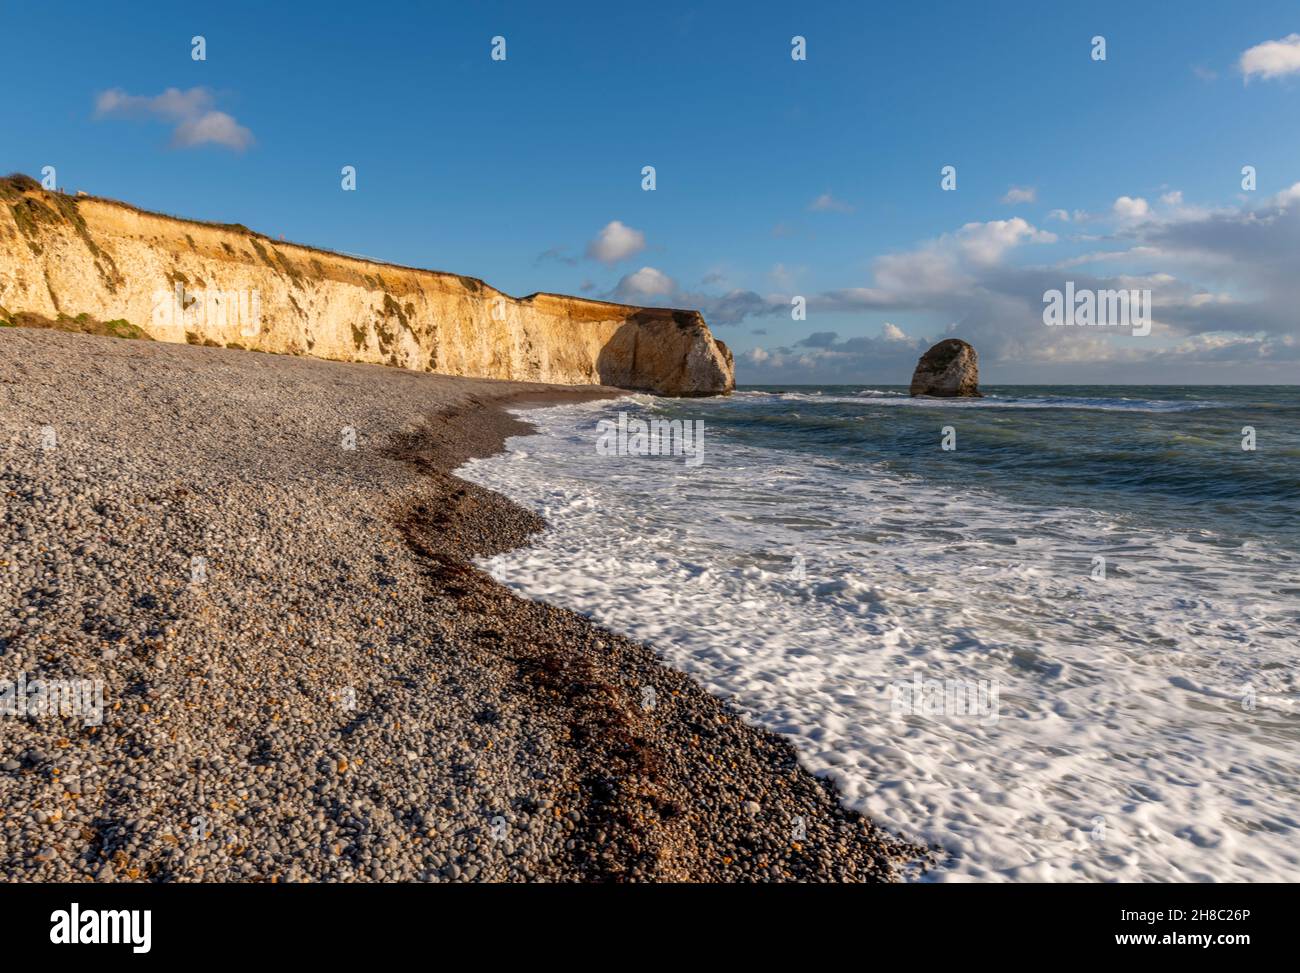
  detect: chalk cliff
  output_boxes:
[0,176,734,396]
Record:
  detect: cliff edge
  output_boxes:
[0,175,734,396]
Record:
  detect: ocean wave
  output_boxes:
[458,398,1300,883]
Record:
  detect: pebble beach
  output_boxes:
[0,328,924,882]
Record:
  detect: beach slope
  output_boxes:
[0,329,920,881]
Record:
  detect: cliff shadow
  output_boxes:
[595,309,701,394]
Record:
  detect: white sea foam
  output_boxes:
[457,399,1300,882]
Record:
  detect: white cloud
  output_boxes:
[94,86,253,151]
[808,192,853,213]
[792,218,1057,318]
[873,245,965,295]
[803,218,1057,308]
[955,217,1056,264]
[1240,33,1300,81]
[594,182,1300,382]
[1054,245,1161,269]
[1001,186,1037,205]
[585,220,645,263]
[614,266,676,299]
[95,87,211,119]
[1048,207,1094,223]
[1112,196,1151,221]
[1273,182,1300,206]
[740,185,1300,381]
[173,111,253,150]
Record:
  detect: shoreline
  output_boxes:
[0,329,925,882]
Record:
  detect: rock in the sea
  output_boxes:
[908,338,982,397]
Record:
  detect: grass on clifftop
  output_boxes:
[0,173,40,200]
[2,173,124,290]
[2,311,149,340]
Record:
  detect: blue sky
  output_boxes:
[4,0,1299,384]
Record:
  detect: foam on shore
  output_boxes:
[459,396,1300,882]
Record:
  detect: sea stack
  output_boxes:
[909,338,982,397]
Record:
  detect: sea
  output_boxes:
[456,385,1300,882]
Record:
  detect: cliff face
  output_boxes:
[0,177,734,396]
